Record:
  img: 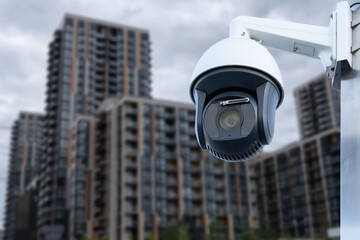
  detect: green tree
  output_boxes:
[100,235,109,240]
[146,232,155,240]
[240,227,255,240]
[240,225,278,240]
[255,224,277,240]
[81,234,90,240]
[206,220,227,240]
[159,222,190,240]
[178,223,190,240]
[283,231,293,240]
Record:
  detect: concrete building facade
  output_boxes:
[3,112,44,240]
[248,128,340,239]
[87,97,250,240]
[3,13,342,240]
[294,75,340,139]
[248,75,341,239]
[38,14,151,239]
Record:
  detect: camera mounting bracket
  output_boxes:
[229,1,352,90]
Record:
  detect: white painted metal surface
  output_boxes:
[229,15,333,69]
[340,8,360,239]
[229,1,352,90]
[191,37,283,88]
[335,1,353,67]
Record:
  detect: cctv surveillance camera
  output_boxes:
[189,37,284,162]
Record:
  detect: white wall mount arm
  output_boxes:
[229,1,353,89]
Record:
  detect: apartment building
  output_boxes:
[247,75,341,239]
[248,128,340,239]
[85,97,250,240]
[68,116,96,239]
[38,14,151,239]
[3,112,44,240]
[294,75,340,139]
[3,11,343,240]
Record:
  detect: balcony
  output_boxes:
[90,66,105,74]
[126,220,138,229]
[167,192,178,200]
[164,125,175,132]
[126,176,137,185]
[126,134,138,143]
[96,145,106,155]
[214,168,224,176]
[43,175,54,185]
[163,112,175,119]
[190,152,201,160]
[95,183,106,192]
[190,168,201,175]
[96,171,106,181]
[162,152,176,159]
[166,178,178,186]
[94,224,106,232]
[95,157,106,166]
[125,148,137,156]
[126,108,137,116]
[167,207,178,214]
[125,191,137,199]
[94,92,105,100]
[126,162,137,171]
[95,199,105,207]
[125,205,137,214]
[126,121,137,129]
[94,210,106,219]
[96,121,106,130]
[93,83,105,91]
[215,195,226,202]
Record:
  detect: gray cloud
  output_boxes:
[0,0,348,226]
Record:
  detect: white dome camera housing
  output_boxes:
[189,37,284,162]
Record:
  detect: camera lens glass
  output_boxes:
[218,107,241,130]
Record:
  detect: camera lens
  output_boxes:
[218,107,241,130]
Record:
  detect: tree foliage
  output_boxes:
[159,222,190,240]
[81,234,90,240]
[240,225,278,240]
[146,232,155,240]
[100,235,109,240]
[206,220,227,240]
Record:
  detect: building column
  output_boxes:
[299,143,314,237]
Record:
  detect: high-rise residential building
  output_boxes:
[38,14,151,239]
[294,75,340,139]
[3,11,343,240]
[78,97,250,240]
[3,112,44,240]
[246,76,341,239]
[13,180,38,240]
[68,115,96,239]
[248,128,340,239]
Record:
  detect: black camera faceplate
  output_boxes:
[190,66,283,108]
[191,67,281,162]
[203,91,256,139]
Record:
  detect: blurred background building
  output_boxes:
[3,112,43,240]
[294,75,340,139]
[3,14,340,240]
[85,97,249,240]
[38,14,151,240]
[248,75,340,239]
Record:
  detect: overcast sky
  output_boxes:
[0,0,346,227]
